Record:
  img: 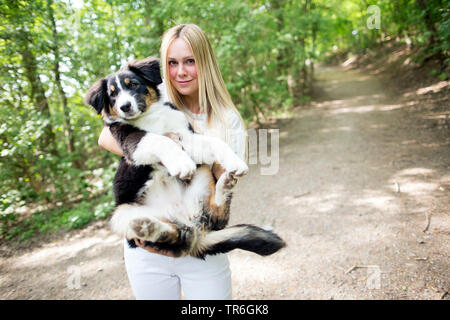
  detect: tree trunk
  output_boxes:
[416,0,445,64]
[309,3,318,93]
[18,34,57,155]
[296,0,311,99]
[47,0,77,158]
[416,0,438,44]
[144,0,164,37]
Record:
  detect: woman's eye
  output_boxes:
[168,61,177,66]
[186,59,195,64]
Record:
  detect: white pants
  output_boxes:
[123,240,232,300]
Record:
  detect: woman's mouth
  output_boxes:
[177,80,192,86]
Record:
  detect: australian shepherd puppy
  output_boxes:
[85,56,285,258]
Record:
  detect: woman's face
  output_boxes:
[167,38,199,98]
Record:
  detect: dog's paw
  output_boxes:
[219,171,238,190]
[163,151,197,180]
[130,218,155,239]
[129,217,179,243]
[221,155,248,178]
[214,172,235,208]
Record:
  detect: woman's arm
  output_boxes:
[133,239,177,257]
[98,126,123,156]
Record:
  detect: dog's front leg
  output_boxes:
[181,133,248,176]
[125,132,197,180]
[108,123,196,179]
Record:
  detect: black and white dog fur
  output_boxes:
[85,56,285,258]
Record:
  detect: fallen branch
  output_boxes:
[293,191,311,198]
[415,257,428,261]
[423,212,432,233]
[345,264,379,274]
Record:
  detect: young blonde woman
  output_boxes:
[98,24,247,300]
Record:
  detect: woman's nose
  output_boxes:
[177,63,187,77]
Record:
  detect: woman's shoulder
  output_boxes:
[225,108,244,130]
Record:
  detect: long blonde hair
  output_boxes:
[160,24,246,149]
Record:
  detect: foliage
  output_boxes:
[1,190,115,241]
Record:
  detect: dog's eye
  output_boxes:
[129,82,138,89]
[110,90,117,97]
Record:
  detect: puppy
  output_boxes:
[85,56,285,258]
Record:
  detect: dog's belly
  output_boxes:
[139,165,206,224]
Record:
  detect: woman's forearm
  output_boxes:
[98,126,123,156]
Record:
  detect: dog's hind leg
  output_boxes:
[129,217,180,243]
[110,204,179,243]
[196,167,234,231]
[182,165,231,231]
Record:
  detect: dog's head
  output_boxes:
[85,56,163,121]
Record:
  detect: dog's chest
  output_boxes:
[132,107,189,135]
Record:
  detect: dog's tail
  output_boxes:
[193,224,286,258]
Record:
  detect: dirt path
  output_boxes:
[1,65,448,300]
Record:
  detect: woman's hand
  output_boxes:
[163,132,183,149]
[133,239,177,257]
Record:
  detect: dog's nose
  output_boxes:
[120,102,131,113]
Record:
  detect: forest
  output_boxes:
[0,0,448,241]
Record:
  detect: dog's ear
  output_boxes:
[85,78,109,114]
[127,57,162,85]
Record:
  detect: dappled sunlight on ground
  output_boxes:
[326,103,411,115]
[389,167,441,196]
[353,192,398,212]
[10,234,121,269]
[402,81,450,97]
[312,93,389,110]
[320,126,353,133]
[397,181,440,195]
[0,226,131,299]
[330,105,376,114]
